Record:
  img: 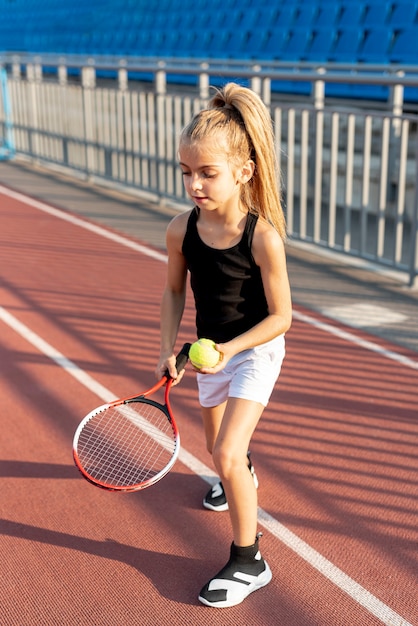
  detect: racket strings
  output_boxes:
[76,401,177,489]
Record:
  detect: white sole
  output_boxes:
[198,562,272,608]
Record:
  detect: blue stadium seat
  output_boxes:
[200,30,233,58]
[329,27,365,62]
[247,28,287,60]
[279,29,312,61]
[363,3,392,26]
[313,4,342,28]
[184,31,210,57]
[224,31,251,59]
[236,7,261,30]
[306,27,337,62]
[269,28,295,60]
[243,29,272,59]
[389,26,418,63]
[157,31,182,57]
[390,1,418,28]
[275,6,298,30]
[292,4,319,28]
[338,3,366,26]
[253,6,281,28]
[358,28,394,63]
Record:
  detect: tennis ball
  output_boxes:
[189,338,220,370]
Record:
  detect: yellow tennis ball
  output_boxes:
[189,338,220,370]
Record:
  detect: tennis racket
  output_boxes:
[72,343,191,492]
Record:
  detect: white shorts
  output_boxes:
[197,335,286,408]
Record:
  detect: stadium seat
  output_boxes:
[274,6,298,30]
[313,4,342,28]
[292,4,319,28]
[224,31,251,59]
[306,27,337,62]
[247,28,287,60]
[185,31,212,58]
[363,3,392,26]
[389,26,418,63]
[279,29,312,61]
[253,6,282,28]
[199,30,233,58]
[390,1,418,28]
[339,3,366,26]
[329,27,365,63]
[270,28,295,59]
[243,29,272,59]
[358,28,394,63]
[236,7,261,30]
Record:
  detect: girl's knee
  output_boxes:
[212,446,245,480]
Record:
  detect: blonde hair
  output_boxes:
[180,82,286,239]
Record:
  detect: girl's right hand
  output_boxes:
[156,353,186,386]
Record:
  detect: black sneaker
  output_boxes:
[198,536,272,608]
[203,455,258,512]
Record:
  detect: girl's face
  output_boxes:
[179,138,253,213]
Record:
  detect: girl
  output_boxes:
[156,83,292,608]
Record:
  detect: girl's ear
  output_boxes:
[239,159,255,184]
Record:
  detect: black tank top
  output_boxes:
[182,209,269,343]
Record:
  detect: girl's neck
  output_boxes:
[196,207,248,249]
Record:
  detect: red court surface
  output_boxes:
[0,188,417,626]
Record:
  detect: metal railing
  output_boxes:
[1,52,417,285]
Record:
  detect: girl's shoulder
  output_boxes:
[167,208,194,239]
[253,213,281,239]
[252,214,286,261]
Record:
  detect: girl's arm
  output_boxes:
[157,212,189,380]
[209,220,292,371]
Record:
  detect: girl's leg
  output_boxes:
[211,397,264,546]
[198,397,270,608]
[201,401,227,454]
[201,400,258,513]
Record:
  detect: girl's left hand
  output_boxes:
[197,343,228,375]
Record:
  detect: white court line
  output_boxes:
[0,185,168,263]
[292,310,418,371]
[0,187,414,626]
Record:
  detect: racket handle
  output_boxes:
[175,343,191,373]
[165,343,191,379]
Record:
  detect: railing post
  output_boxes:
[12,57,21,80]
[58,62,67,86]
[313,67,326,110]
[408,132,418,287]
[155,61,166,95]
[250,65,271,106]
[387,71,405,211]
[262,77,271,107]
[155,62,167,199]
[199,62,209,100]
[118,62,128,92]
[26,61,41,158]
[312,68,325,241]
[251,65,261,96]
[82,63,96,177]
[391,70,404,138]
